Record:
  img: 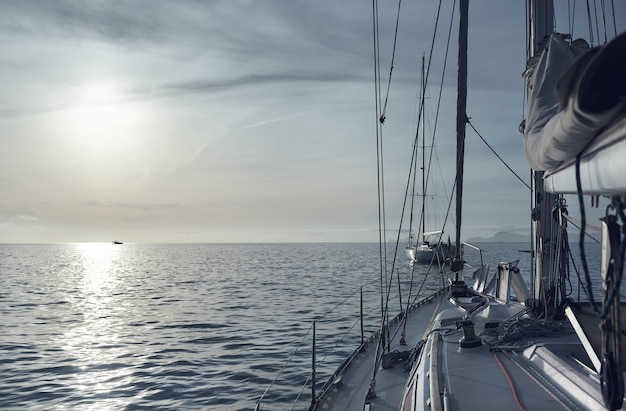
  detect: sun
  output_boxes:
[78,83,120,106]
[55,81,147,161]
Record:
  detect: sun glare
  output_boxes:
[78,83,120,106]
[54,82,148,161]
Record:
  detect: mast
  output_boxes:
[454,0,468,266]
[527,0,558,302]
[419,54,427,244]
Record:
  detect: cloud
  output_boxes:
[1,1,169,43]
[0,69,363,119]
[133,71,365,100]
[83,201,181,212]
[0,207,40,223]
[16,214,39,221]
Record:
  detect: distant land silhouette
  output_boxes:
[466,232,529,243]
[466,230,601,243]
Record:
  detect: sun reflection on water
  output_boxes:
[58,243,138,409]
[75,242,119,287]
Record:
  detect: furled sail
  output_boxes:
[524,32,626,173]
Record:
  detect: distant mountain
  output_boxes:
[466,232,529,243]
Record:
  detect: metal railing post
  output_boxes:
[311,320,316,407]
[360,287,364,345]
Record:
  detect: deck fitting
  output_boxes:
[457,319,482,348]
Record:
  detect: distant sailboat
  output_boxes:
[404,56,455,264]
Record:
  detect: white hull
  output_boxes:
[406,243,458,264]
[404,244,436,263]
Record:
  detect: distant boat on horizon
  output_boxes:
[112,241,123,245]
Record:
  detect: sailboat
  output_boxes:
[404,56,449,265]
[404,231,442,264]
[256,1,626,410]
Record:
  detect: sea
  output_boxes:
[0,241,604,410]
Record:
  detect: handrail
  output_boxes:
[462,241,484,267]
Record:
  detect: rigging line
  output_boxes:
[598,202,626,321]
[380,226,410,355]
[568,246,592,301]
[372,0,387,320]
[314,309,371,377]
[430,166,457,266]
[421,0,446,107]
[373,0,393,374]
[525,1,530,64]
[406,226,451,320]
[564,233,577,300]
[378,32,395,360]
[410,0,445,129]
[402,262,418,333]
[466,119,531,190]
[409,262,445,308]
[379,0,403,121]
[395,118,420,263]
[593,0,601,43]
[611,0,617,37]
[403,196,450,349]
[520,8,527,132]
[575,152,599,313]
[316,278,379,322]
[568,0,573,36]
[571,0,578,39]
[586,0,596,46]
[558,215,570,307]
[372,0,407,376]
[380,113,425,361]
[256,322,314,405]
[492,352,527,411]
[600,0,608,43]
[561,211,602,236]
[404,0,445,181]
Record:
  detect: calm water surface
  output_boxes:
[0,242,601,410]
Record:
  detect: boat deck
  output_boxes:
[313,287,616,411]
[423,309,602,410]
[312,289,449,411]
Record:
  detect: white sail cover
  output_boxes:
[524,32,626,172]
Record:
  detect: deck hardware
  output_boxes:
[457,319,482,348]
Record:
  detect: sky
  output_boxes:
[0,1,624,244]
